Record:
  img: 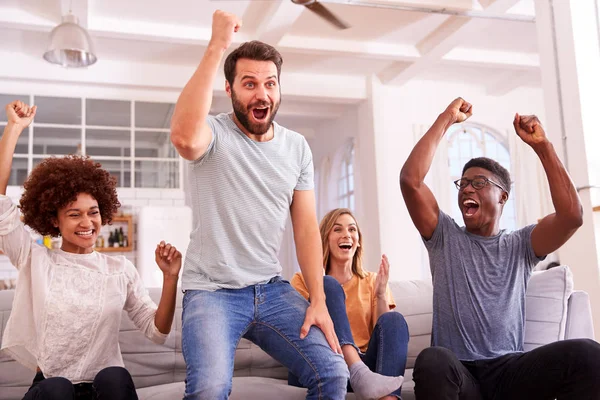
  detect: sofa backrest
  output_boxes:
[523,265,574,350]
[388,280,432,370]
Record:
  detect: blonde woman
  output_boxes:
[290,208,409,400]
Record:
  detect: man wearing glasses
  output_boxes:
[400,97,600,399]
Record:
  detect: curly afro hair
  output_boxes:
[19,155,121,237]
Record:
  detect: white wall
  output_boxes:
[309,106,360,170]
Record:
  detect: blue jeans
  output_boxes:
[182,276,348,400]
[290,276,409,398]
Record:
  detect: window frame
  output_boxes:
[0,94,183,189]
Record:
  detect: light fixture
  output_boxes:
[43,13,97,68]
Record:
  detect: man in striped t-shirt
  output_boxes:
[170,10,348,400]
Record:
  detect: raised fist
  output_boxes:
[6,101,37,129]
[443,97,473,125]
[209,10,242,51]
[513,113,548,147]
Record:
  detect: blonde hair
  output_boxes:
[320,208,366,278]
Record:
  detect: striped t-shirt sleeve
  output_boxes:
[295,137,314,191]
[190,115,219,165]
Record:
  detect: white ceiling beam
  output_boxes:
[0,51,366,103]
[88,16,232,45]
[0,6,538,72]
[253,1,304,45]
[445,47,539,68]
[377,0,522,85]
[279,35,420,61]
[321,0,533,21]
[280,35,539,70]
[240,1,269,33]
[415,16,471,55]
[0,7,54,31]
[485,70,533,96]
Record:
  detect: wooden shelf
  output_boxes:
[95,215,134,253]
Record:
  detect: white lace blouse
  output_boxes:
[0,195,167,383]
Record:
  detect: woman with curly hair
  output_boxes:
[0,100,182,400]
[290,208,409,400]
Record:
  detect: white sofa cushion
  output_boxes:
[389,280,433,370]
[524,265,574,351]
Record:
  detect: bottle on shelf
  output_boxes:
[108,230,114,248]
[95,234,105,248]
[118,227,124,247]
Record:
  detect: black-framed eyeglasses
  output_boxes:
[453,177,506,192]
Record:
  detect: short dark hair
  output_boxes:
[462,157,511,193]
[224,41,283,86]
[19,155,120,237]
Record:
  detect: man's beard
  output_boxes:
[231,90,280,136]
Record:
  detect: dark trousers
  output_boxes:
[413,339,600,400]
[22,366,138,400]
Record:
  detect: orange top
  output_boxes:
[291,272,396,352]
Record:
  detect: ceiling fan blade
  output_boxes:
[305,1,350,30]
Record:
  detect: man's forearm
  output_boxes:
[400,112,452,185]
[295,231,325,304]
[535,141,583,225]
[171,45,225,141]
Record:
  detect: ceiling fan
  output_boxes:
[291,0,351,30]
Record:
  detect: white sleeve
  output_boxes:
[0,195,34,271]
[123,259,168,344]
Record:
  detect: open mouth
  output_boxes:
[462,199,480,217]
[338,243,352,251]
[251,107,269,121]
[75,229,94,238]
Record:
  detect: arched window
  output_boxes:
[338,146,355,211]
[446,123,517,231]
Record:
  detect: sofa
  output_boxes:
[0,265,595,400]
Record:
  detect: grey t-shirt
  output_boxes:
[423,211,544,361]
[182,113,314,291]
